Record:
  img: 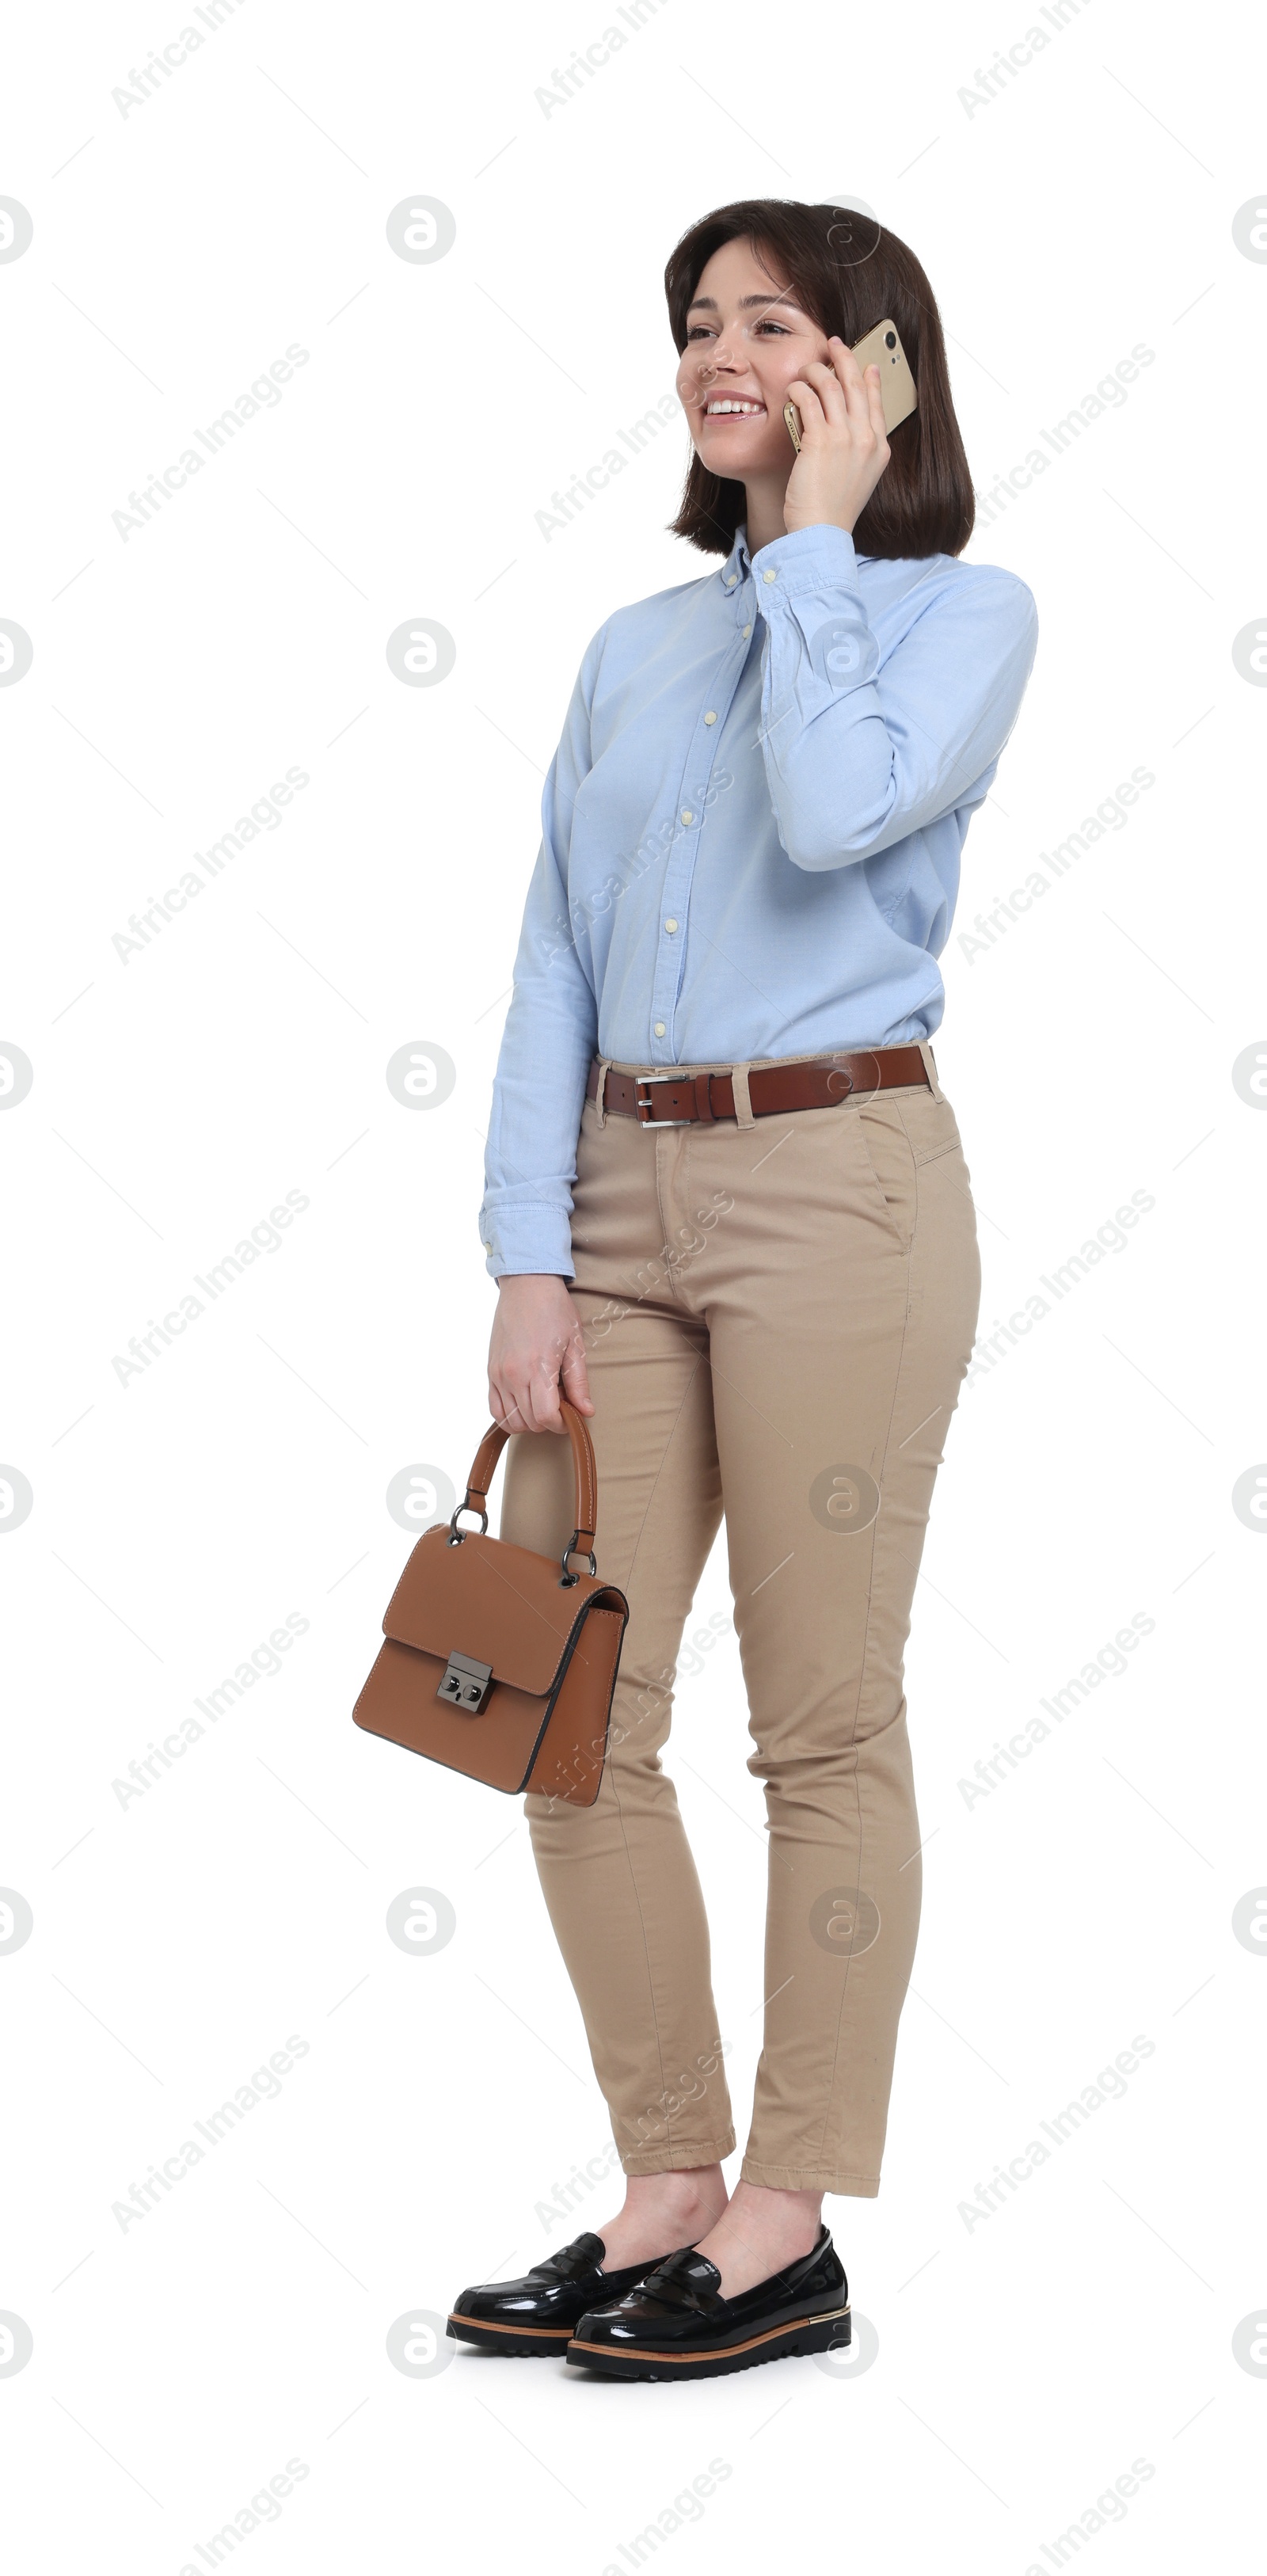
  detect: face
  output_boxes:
[675,235,834,474]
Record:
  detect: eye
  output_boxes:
[686,323,715,341]
[753,321,790,334]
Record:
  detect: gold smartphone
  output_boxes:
[783,318,917,450]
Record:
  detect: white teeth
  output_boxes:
[706,399,764,416]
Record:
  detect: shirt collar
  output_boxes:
[718,519,873,585]
[719,523,752,592]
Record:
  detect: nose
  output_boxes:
[702,328,741,375]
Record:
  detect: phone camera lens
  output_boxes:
[884,329,896,349]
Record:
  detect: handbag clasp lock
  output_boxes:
[436,1651,494,1714]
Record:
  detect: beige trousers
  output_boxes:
[498,1046,982,2195]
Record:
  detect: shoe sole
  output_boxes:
[565,2304,851,2380]
[447,2312,575,2356]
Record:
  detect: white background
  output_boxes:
[2,1,1265,2568]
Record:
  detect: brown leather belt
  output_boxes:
[586,1045,930,1126]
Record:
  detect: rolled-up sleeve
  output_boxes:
[478,630,603,1280]
[751,523,1039,869]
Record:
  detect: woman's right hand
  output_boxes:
[487,1273,595,1434]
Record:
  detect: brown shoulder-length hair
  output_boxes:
[665,199,974,561]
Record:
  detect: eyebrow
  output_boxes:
[687,292,805,314]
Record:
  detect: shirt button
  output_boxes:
[681,809,693,824]
[763,568,778,583]
[653,1021,666,1037]
[725,574,737,587]
[704,710,717,725]
[664,918,678,933]
[742,623,751,638]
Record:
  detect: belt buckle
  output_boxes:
[634,1076,693,1128]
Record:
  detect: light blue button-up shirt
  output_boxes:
[480,517,1037,1277]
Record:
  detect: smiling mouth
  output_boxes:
[702,399,767,418]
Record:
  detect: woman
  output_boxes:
[449,198,1037,2380]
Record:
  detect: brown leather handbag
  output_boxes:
[352,1403,629,1805]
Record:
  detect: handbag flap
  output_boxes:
[382,1524,623,1698]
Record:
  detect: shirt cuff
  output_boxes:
[749,520,863,599]
[479,1203,576,1282]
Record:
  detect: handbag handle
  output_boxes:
[452,1398,599,1573]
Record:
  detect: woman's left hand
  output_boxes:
[782,337,891,538]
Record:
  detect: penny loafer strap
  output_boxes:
[639,2248,724,2313]
[529,2232,605,2285]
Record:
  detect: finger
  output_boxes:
[819,337,878,428]
[505,1376,540,1434]
[800,352,851,420]
[784,375,829,436]
[560,1337,595,1416]
[863,363,889,440]
[531,1364,566,1434]
[499,1372,545,1434]
[489,1380,525,1434]
[829,339,878,420]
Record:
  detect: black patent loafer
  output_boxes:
[566,2224,850,2379]
[447,2230,668,2356]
